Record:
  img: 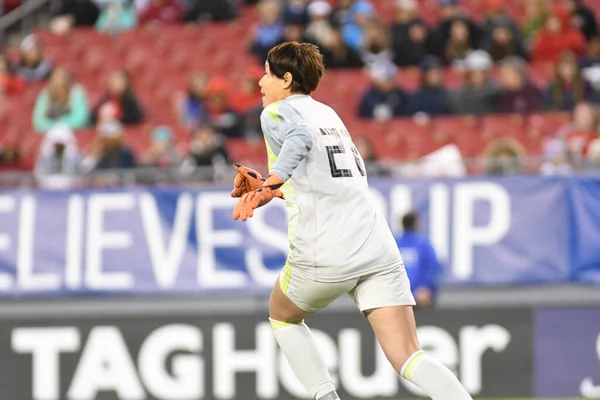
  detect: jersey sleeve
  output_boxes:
[260,102,313,182]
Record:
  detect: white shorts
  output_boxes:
[279,263,416,313]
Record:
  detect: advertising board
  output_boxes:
[3,176,599,296]
[0,308,533,400]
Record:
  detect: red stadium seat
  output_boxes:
[481,114,528,141]
[227,138,267,167]
[528,63,555,88]
[397,68,421,92]
[443,69,466,89]
[431,116,481,157]
[528,112,572,138]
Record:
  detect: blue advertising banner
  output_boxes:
[566,178,600,283]
[0,176,597,296]
[534,307,600,398]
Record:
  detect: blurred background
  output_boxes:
[0,0,599,399]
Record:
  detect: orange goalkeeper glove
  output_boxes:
[230,163,264,198]
[232,187,285,221]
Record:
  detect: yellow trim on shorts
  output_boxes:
[269,318,305,331]
[403,351,426,380]
[280,262,292,294]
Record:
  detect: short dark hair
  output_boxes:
[267,41,325,95]
[402,212,418,231]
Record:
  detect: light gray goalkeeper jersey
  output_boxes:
[261,94,403,282]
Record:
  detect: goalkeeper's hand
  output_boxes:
[233,187,285,221]
[230,163,264,198]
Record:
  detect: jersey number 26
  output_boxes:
[321,128,365,178]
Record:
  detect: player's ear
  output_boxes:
[283,72,293,90]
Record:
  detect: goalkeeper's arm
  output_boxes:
[265,122,313,187]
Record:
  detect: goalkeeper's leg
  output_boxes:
[269,267,353,400]
[368,305,473,400]
[351,267,472,400]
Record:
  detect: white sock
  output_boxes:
[401,350,473,400]
[270,319,339,400]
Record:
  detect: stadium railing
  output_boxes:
[2,157,598,188]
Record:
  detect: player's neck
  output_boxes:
[281,92,308,101]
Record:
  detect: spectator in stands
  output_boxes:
[305,1,334,47]
[231,66,263,114]
[321,28,364,68]
[444,20,476,68]
[204,76,244,138]
[358,61,408,121]
[280,20,308,44]
[34,124,81,188]
[283,0,310,26]
[33,66,90,133]
[580,34,600,101]
[587,138,600,167]
[498,56,543,113]
[484,137,526,174]
[587,133,600,167]
[432,0,480,58]
[177,71,209,129]
[138,0,183,24]
[482,0,519,42]
[483,16,528,63]
[540,137,573,175]
[355,136,389,176]
[16,34,52,82]
[332,0,375,50]
[531,8,586,64]
[0,54,24,95]
[95,0,138,33]
[181,124,230,180]
[0,147,19,171]
[451,50,499,115]
[391,0,432,67]
[0,140,23,172]
[545,51,594,111]
[140,125,183,168]
[553,102,600,166]
[184,0,238,22]
[406,56,452,116]
[395,212,441,309]
[51,0,100,32]
[562,0,598,42]
[250,0,284,62]
[92,69,143,125]
[361,19,394,67]
[86,121,136,170]
[522,0,552,42]
[243,104,265,138]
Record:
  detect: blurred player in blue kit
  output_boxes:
[396,212,441,309]
[230,41,472,400]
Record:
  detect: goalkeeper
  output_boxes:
[231,41,472,400]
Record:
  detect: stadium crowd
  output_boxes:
[1,0,600,186]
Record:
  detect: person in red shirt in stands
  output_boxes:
[230,66,264,114]
[532,6,586,64]
[203,76,244,138]
[139,0,183,24]
[0,54,24,95]
[92,69,143,125]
